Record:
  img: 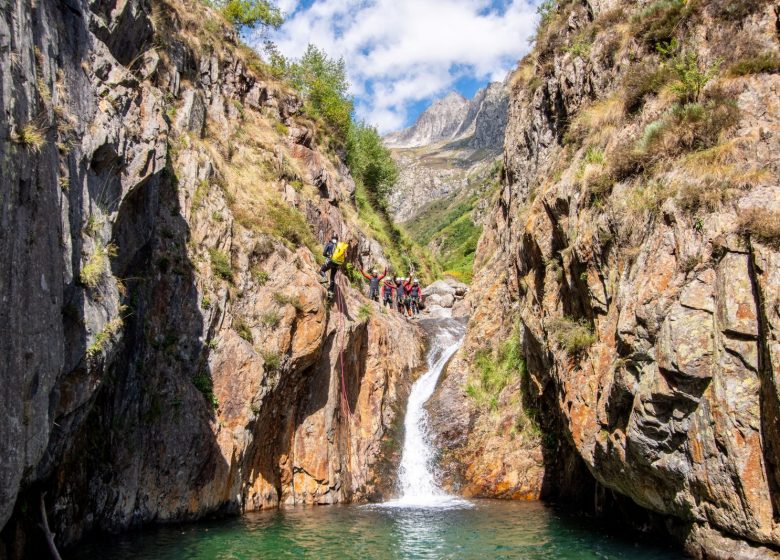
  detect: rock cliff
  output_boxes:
[0,0,423,556]
[429,0,780,558]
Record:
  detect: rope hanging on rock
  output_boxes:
[336,281,352,418]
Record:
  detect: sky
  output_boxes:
[251,0,542,134]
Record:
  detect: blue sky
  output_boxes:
[252,0,542,133]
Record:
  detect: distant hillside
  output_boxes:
[384,82,508,282]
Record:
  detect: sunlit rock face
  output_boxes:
[0,0,423,554]
[427,0,780,558]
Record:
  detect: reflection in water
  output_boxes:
[67,500,685,560]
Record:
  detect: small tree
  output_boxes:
[288,44,353,140]
[346,123,399,209]
[209,0,283,30]
[669,50,720,104]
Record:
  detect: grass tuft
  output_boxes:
[548,317,596,354]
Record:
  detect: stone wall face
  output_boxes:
[0,0,422,554]
[429,1,780,557]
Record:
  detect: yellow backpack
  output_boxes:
[331,241,348,265]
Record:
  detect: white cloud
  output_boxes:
[257,0,541,133]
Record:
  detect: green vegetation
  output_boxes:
[262,349,281,372]
[267,201,318,255]
[233,318,253,343]
[209,248,232,281]
[728,53,780,77]
[13,122,46,152]
[548,317,596,354]
[347,123,399,209]
[357,304,373,321]
[207,0,283,30]
[80,243,117,288]
[201,295,212,309]
[668,50,720,104]
[252,267,269,285]
[260,310,281,328]
[86,317,124,357]
[193,370,219,409]
[273,292,303,311]
[288,44,353,141]
[466,330,525,411]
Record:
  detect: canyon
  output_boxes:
[2,0,780,559]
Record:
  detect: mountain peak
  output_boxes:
[384,83,507,150]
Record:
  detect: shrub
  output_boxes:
[202,295,212,309]
[566,40,592,58]
[193,370,218,409]
[347,122,399,210]
[465,331,525,411]
[260,310,281,328]
[262,349,281,372]
[623,63,673,114]
[727,53,780,77]
[357,304,372,321]
[668,51,720,104]
[252,267,269,285]
[273,292,303,311]
[81,243,117,288]
[738,208,780,247]
[548,316,596,354]
[288,44,352,141]
[209,248,232,281]
[233,318,253,343]
[710,0,771,21]
[86,317,124,357]
[13,122,46,152]
[267,201,317,253]
[631,0,693,49]
[274,122,289,136]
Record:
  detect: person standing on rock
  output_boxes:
[395,276,406,313]
[359,266,386,302]
[381,276,396,309]
[407,278,423,317]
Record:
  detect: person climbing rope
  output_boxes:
[319,236,350,300]
[319,235,338,276]
[359,266,386,302]
[381,276,396,309]
[408,278,423,317]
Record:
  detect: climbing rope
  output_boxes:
[335,279,352,418]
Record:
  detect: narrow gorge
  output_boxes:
[2,0,780,559]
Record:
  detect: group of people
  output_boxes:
[360,268,424,318]
[318,235,424,318]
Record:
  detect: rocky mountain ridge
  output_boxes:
[384,82,508,150]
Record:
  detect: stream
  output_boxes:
[68,317,685,559]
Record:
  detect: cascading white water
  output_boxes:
[383,315,470,508]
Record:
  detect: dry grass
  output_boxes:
[12,122,46,152]
[738,208,780,247]
[567,95,624,146]
[548,316,596,354]
[81,243,118,288]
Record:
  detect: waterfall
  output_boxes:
[382,315,470,508]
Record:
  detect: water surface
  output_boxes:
[68,500,685,559]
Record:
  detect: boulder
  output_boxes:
[423,280,456,298]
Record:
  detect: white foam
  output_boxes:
[381,320,470,510]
